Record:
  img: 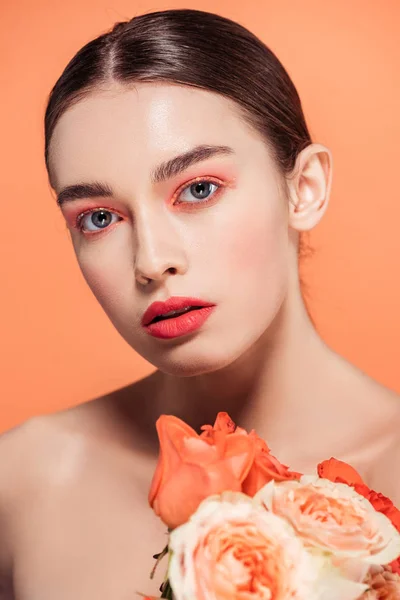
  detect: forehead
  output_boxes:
[48,83,273,190]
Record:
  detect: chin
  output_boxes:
[141,345,237,377]
[129,327,266,378]
[151,356,232,378]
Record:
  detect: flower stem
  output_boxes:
[150,544,169,580]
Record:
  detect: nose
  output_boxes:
[133,210,188,287]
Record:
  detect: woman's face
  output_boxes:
[49,82,292,375]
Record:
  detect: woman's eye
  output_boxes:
[76,210,121,233]
[175,180,220,205]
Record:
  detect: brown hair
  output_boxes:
[44,7,313,261]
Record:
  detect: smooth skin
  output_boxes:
[0,82,399,599]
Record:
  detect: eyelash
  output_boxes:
[74,177,225,235]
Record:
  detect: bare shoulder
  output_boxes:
[0,390,164,599]
[1,411,89,478]
[0,405,108,502]
[0,413,92,510]
[366,383,400,505]
[0,374,156,508]
[0,417,55,577]
[333,358,400,502]
[0,371,156,495]
[0,400,124,580]
[370,416,400,506]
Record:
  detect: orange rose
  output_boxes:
[242,431,302,496]
[199,411,239,439]
[201,413,301,495]
[148,413,256,529]
[318,457,365,486]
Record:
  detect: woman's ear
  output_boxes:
[287,143,333,232]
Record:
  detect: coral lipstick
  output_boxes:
[142,296,216,339]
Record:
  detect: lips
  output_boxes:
[141,296,215,327]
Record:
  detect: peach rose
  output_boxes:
[148,414,256,529]
[318,458,400,533]
[242,431,302,496]
[255,477,400,572]
[168,491,367,600]
[318,457,400,575]
[355,490,400,579]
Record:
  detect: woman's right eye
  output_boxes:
[76,209,122,234]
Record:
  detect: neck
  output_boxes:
[112,269,396,475]
[153,271,336,444]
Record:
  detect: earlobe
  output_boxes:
[288,144,333,232]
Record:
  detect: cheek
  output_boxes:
[81,265,115,301]
[74,242,132,321]
[222,199,289,284]
[215,197,290,331]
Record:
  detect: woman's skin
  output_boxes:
[0,82,399,599]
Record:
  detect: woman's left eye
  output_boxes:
[174,179,221,205]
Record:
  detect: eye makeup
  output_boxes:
[72,177,223,235]
[63,170,237,237]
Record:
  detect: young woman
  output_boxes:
[0,8,399,599]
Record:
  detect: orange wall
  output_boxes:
[1,0,399,433]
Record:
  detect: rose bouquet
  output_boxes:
[141,412,400,600]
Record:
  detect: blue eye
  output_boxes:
[175,180,220,205]
[76,210,121,233]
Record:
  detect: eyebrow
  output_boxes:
[55,144,235,207]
